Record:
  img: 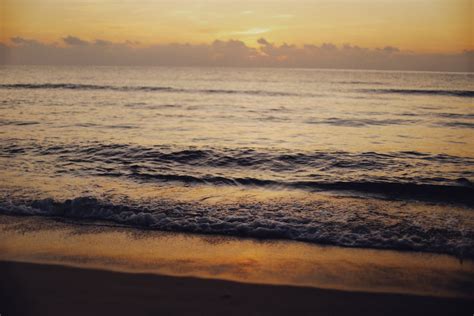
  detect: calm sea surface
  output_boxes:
[1,66,473,257]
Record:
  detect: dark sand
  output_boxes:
[0,260,472,316]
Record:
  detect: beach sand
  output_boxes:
[0,214,473,315]
[1,260,472,316]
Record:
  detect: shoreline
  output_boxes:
[1,260,472,316]
[1,214,473,299]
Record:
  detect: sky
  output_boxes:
[0,0,472,70]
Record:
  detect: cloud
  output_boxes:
[10,37,43,46]
[321,43,338,51]
[1,36,472,72]
[381,46,400,54]
[94,39,113,46]
[63,36,89,46]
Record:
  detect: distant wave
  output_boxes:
[442,121,474,129]
[336,81,385,85]
[435,112,474,119]
[3,83,472,98]
[0,83,308,97]
[361,88,474,98]
[0,119,40,126]
[305,117,418,127]
[1,195,472,258]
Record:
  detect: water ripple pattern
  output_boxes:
[1,66,473,257]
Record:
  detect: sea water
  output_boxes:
[1,66,473,257]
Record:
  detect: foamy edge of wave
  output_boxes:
[1,196,472,259]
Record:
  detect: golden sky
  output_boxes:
[1,0,472,52]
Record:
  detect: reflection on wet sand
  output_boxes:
[1,215,472,298]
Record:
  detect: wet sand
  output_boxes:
[0,214,473,315]
[1,260,472,316]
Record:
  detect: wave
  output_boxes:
[0,119,40,126]
[304,117,418,127]
[1,195,472,259]
[2,141,473,204]
[361,88,474,98]
[0,83,307,97]
[127,172,474,205]
[3,83,472,99]
[336,81,385,85]
[435,112,474,119]
[0,83,174,91]
[442,121,474,129]
[4,141,473,167]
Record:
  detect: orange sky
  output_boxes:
[1,0,472,52]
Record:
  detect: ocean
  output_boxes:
[1,65,473,258]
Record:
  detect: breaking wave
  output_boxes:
[1,195,472,259]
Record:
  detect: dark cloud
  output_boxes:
[10,37,43,46]
[94,39,113,46]
[1,36,472,72]
[63,36,89,46]
[0,43,9,64]
[321,43,337,50]
[382,46,400,53]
